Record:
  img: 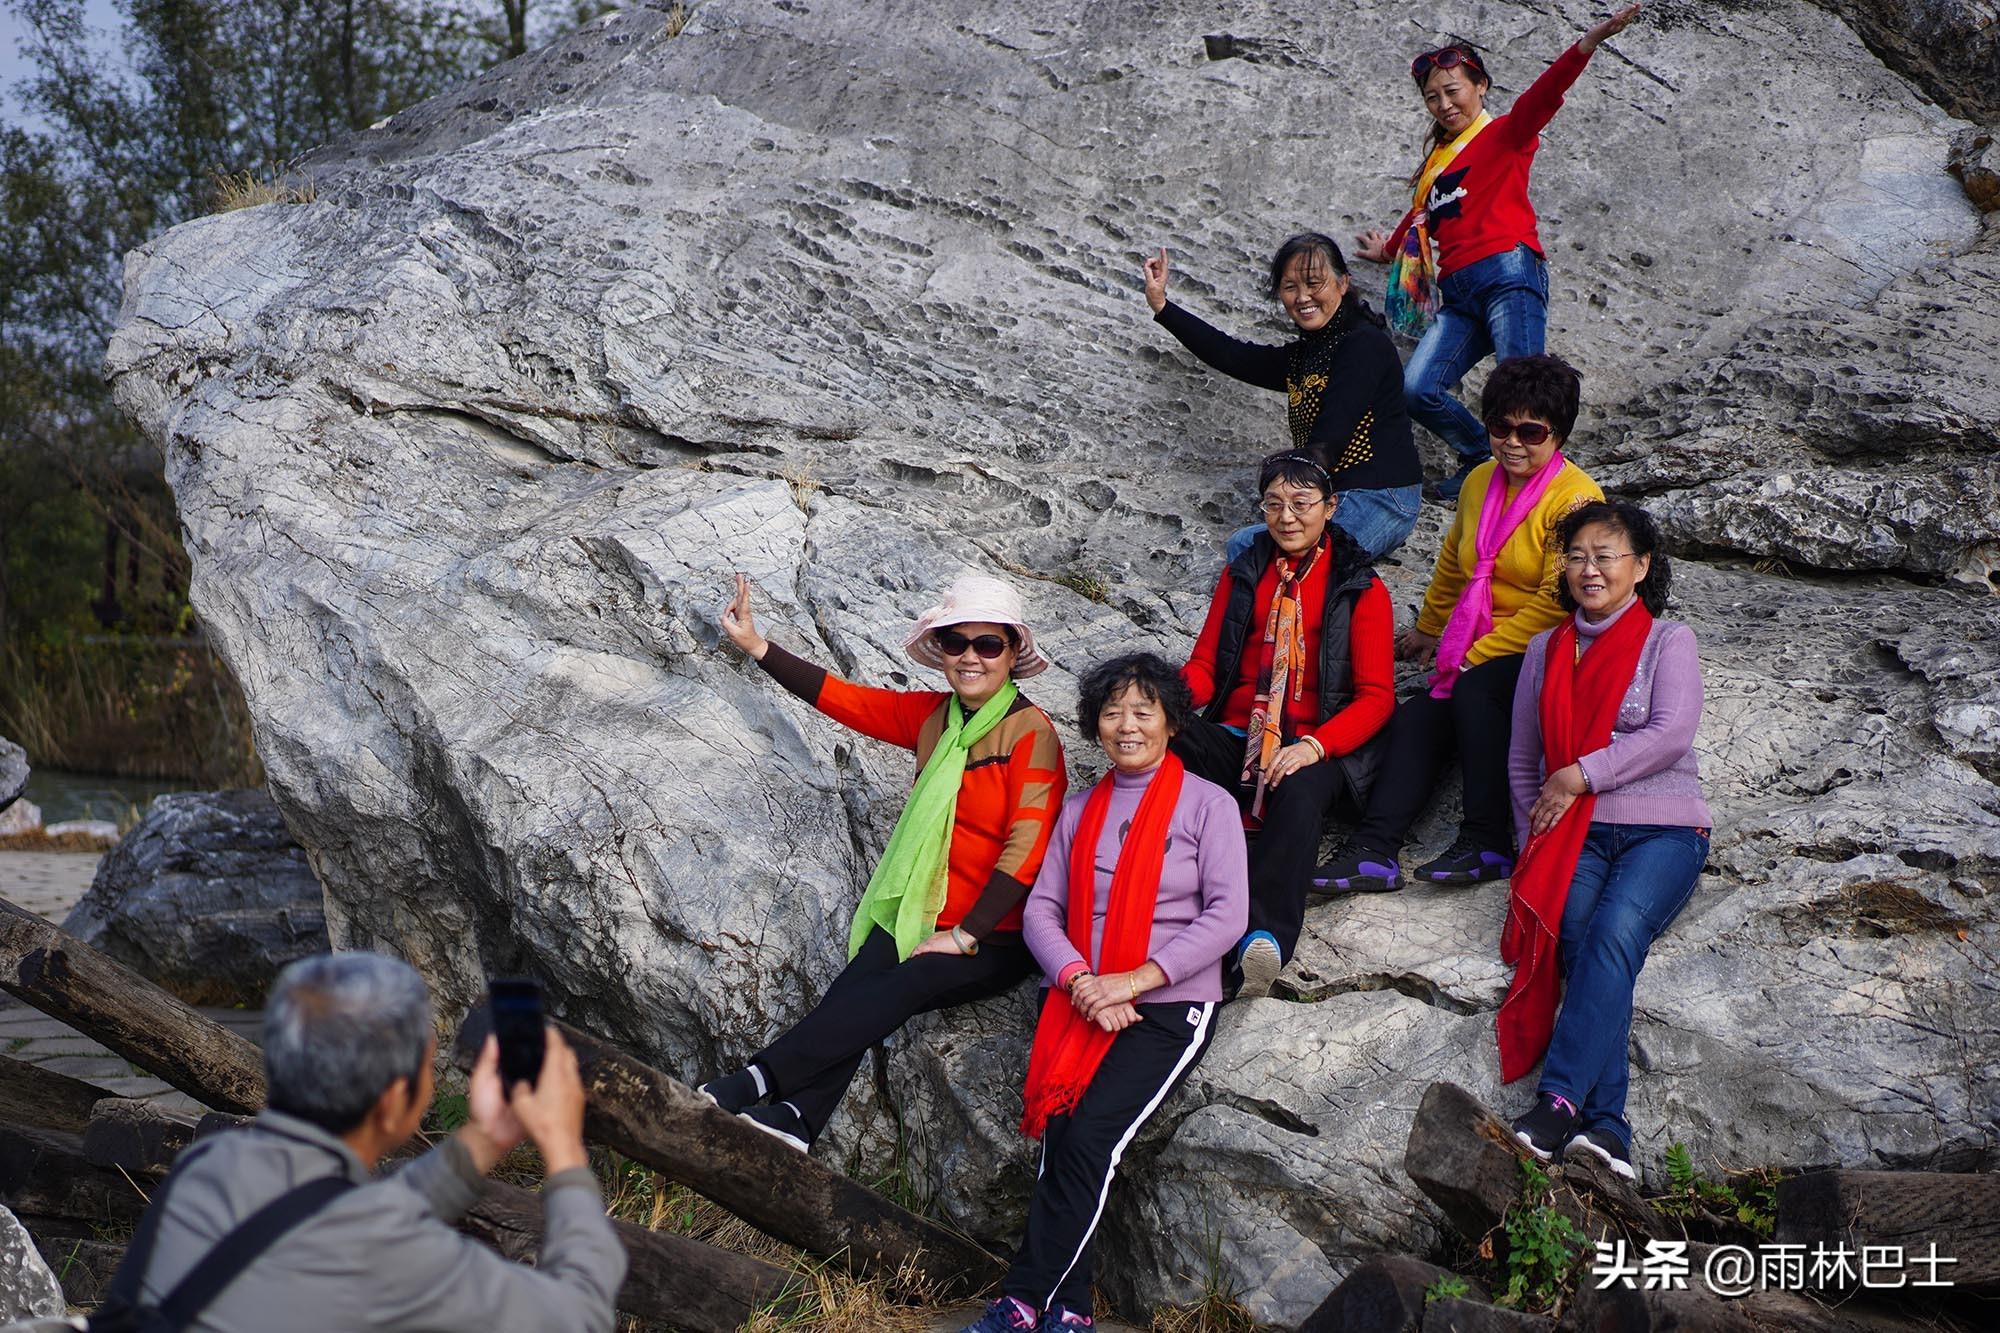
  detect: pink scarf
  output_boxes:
[1429,454,1568,699]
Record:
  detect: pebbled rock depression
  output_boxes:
[106,0,1999,1322]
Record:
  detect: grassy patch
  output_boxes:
[213,169,317,211]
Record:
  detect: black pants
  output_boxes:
[1353,653,1524,857]
[1002,999,1217,1315]
[1172,717,1351,962]
[753,926,1033,1138]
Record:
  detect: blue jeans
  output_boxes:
[1404,245,1550,465]
[1539,823,1708,1151]
[1223,483,1424,563]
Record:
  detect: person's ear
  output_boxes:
[1634,554,1653,586]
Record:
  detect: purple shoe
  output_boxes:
[1310,846,1403,895]
[1415,836,1514,885]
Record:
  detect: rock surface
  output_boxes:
[0,799,42,839]
[105,0,2000,1323]
[63,790,327,1006]
[0,736,26,815]
[0,1203,66,1321]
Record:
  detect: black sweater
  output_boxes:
[1155,299,1421,491]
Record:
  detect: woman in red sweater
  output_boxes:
[1174,453,1397,997]
[1354,5,1642,500]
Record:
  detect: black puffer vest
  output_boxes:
[1200,529,1387,808]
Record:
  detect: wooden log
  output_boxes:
[453,1007,1005,1295]
[1422,1297,1551,1331]
[0,1121,149,1230]
[83,1097,198,1175]
[1298,1255,1484,1333]
[0,1052,108,1134]
[1775,1170,2000,1294]
[0,895,265,1113]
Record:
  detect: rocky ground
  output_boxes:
[104,0,1998,1322]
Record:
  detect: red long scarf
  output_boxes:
[1497,604,1654,1082]
[1019,753,1184,1138]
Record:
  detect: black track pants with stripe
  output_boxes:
[1002,998,1218,1315]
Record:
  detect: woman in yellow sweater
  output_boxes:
[1316,354,1601,891]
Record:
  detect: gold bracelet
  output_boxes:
[1128,974,1140,1003]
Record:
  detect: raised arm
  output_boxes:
[1507,5,1641,141]
[1145,248,1289,392]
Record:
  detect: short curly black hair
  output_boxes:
[1481,353,1582,442]
[1555,501,1673,616]
[1075,652,1195,739]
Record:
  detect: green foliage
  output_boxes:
[1494,1158,1588,1314]
[1422,1275,1472,1306]
[1655,1142,1779,1239]
[427,1090,471,1133]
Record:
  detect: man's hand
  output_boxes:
[510,1028,590,1176]
[458,1034,527,1175]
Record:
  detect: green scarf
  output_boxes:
[848,680,1020,961]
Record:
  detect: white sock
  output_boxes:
[748,1063,768,1099]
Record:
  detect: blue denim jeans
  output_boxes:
[1539,823,1709,1151]
[1223,483,1424,563]
[1404,244,1550,465]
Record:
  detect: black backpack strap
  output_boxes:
[150,1175,354,1329]
[100,1136,224,1309]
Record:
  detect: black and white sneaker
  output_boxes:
[1566,1126,1636,1181]
[739,1101,811,1152]
[1511,1093,1580,1161]
[697,1065,766,1115]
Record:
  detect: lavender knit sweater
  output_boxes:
[1509,601,1715,847]
[1022,765,1249,1005]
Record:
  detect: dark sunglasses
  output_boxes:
[1411,45,1485,83]
[1487,418,1553,447]
[934,628,1011,659]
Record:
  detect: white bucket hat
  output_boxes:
[902,574,1050,679]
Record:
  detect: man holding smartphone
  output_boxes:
[105,952,624,1332]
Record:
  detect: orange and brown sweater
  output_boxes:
[758,644,1067,940]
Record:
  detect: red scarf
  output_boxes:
[1497,605,1654,1082]
[1019,753,1184,1138]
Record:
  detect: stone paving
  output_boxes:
[1,850,262,1115]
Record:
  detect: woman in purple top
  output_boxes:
[964,654,1247,1333]
[1504,501,1712,1180]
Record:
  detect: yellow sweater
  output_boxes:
[1414,459,1604,668]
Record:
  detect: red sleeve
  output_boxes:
[813,674,946,752]
[1503,43,1590,143]
[1309,579,1397,757]
[1180,569,1236,709]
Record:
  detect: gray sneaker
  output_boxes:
[1236,932,1283,999]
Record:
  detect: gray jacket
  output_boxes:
[129,1111,624,1333]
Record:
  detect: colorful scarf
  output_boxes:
[1242,541,1321,818]
[1496,605,1654,1081]
[848,680,1020,961]
[1385,111,1494,338]
[1019,753,1184,1138]
[1430,453,1568,699]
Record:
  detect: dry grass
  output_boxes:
[781,461,824,515]
[663,1,690,38]
[213,169,317,212]
[0,827,121,852]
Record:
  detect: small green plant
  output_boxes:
[1656,1142,1778,1238]
[427,1090,471,1133]
[1055,570,1113,604]
[1423,1275,1472,1306]
[1494,1158,1588,1313]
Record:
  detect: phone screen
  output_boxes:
[489,977,546,1090]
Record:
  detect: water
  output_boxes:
[19,768,196,826]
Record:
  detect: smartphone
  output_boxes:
[488,977,546,1090]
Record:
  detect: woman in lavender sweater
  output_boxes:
[1503,501,1712,1180]
[963,653,1247,1333]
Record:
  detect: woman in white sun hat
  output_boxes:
[700,571,1068,1150]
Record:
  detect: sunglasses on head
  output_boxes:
[1487,418,1554,447]
[1411,46,1485,82]
[934,628,1012,659]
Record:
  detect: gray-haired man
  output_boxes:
[124,952,624,1331]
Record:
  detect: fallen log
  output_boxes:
[0,1053,107,1134]
[0,1121,149,1231]
[1775,1170,2000,1294]
[0,895,265,1113]
[1298,1254,1485,1333]
[1423,1296,1550,1331]
[83,1098,199,1177]
[454,1006,1005,1296]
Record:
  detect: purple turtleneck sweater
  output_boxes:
[1021,764,1249,1005]
[1509,599,1715,847]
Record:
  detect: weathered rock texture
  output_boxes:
[105,0,1999,1323]
[0,736,26,814]
[63,790,327,1006]
[0,1202,66,1321]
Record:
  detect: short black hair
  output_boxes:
[1076,652,1194,738]
[1481,353,1582,442]
[1556,501,1673,616]
[1257,450,1335,501]
[1266,232,1351,297]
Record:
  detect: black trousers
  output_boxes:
[1172,717,1350,962]
[1002,999,1217,1315]
[1352,652,1524,857]
[753,926,1032,1138]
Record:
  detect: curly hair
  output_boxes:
[1555,501,1673,616]
[1482,353,1583,442]
[1076,652,1195,739]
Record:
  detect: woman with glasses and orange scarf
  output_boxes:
[1352,5,1643,502]
[1171,452,1396,998]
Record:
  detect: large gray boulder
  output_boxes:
[63,789,327,1006]
[0,736,26,815]
[104,0,1999,1322]
[0,1204,65,1322]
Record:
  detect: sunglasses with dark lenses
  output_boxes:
[1487,418,1554,447]
[1411,46,1484,82]
[934,629,1012,659]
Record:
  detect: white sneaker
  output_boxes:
[1237,933,1283,999]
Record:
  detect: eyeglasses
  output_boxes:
[1259,498,1327,519]
[1563,552,1638,572]
[1411,45,1486,83]
[1486,418,1554,447]
[934,629,1011,659]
